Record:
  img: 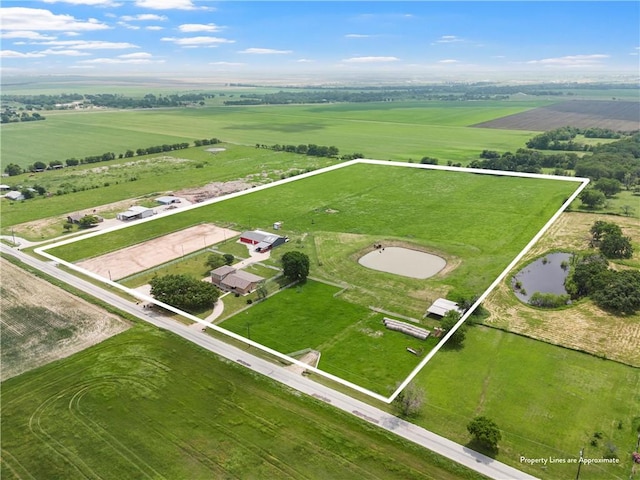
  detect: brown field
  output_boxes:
[473,100,640,131]
[76,223,239,280]
[483,211,640,366]
[0,259,130,380]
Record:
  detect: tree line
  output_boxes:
[525,126,627,151]
[1,109,45,124]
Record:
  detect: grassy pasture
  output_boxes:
[0,325,482,480]
[220,280,438,393]
[50,163,579,315]
[1,100,541,168]
[415,325,640,480]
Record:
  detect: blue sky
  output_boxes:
[1,1,638,81]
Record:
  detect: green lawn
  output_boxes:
[413,325,640,480]
[0,325,483,480]
[1,100,542,169]
[50,162,579,314]
[220,280,438,393]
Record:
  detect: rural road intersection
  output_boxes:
[2,245,539,480]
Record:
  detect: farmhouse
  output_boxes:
[155,196,182,205]
[239,230,288,252]
[211,266,264,295]
[426,298,463,318]
[116,206,154,221]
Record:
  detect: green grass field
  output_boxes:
[0,325,483,480]
[1,100,542,169]
[414,325,640,480]
[50,163,579,314]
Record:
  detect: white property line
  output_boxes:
[36,159,589,404]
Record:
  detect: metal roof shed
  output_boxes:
[426,298,462,317]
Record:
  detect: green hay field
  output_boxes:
[0,325,482,480]
[414,325,640,480]
[1,100,543,169]
[50,163,579,315]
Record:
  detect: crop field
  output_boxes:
[473,100,640,131]
[0,259,129,381]
[0,325,482,480]
[1,100,544,169]
[415,325,640,480]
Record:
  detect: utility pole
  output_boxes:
[576,447,584,480]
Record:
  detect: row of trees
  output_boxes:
[1,109,45,123]
[259,143,341,158]
[525,126,625,151]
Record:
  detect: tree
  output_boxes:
[32,161,47,171]
[579,189,606,209]
[20,188,34,200]
[591,270,640,314]
[78,215,99,229]
[223,253,235,265]
[4,163,22,176]
[281,251,310,282]
[256,282,268,300]
[590,220,622,244]
[440,310,466,347]
[420,156,439,165]
[467,416,501,450]
[600,233,633,259]
[392,382,425,417]
[594,178,622,197]
[150,274,219,313]
[206,253,227,270]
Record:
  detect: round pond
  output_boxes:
[358,247,446,279]
[512,252,573,302]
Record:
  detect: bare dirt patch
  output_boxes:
[473,100,640,131]
[483,211,640,366]
[77,223,239,280]
[0,259,130,380]
[174,179,254,203]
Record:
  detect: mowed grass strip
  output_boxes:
[0,325,484,480]
[414,326,640,480]
[1,100,543,168]
[51,163,578,304]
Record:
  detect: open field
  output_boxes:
[220,280,439,394]
[473,100,640,131]
[1,100,543,169]
[415,325,640,480]
[483,211,640,365]
[77,223,238,280]
[48,163,580,317]
[0,259,129,381]
[0,325,483,480]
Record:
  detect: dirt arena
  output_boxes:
[76,223,239,280]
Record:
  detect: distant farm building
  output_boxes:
[0,184,11,191]
[155,196,182,205]
[116,206,154,221]
[426,298,463,318]
[67,213,104,225]
[239,230,288,252]
[4,191,24,201]
[211,266,265,295]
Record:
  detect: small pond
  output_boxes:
[512,252,573,303]
[358,247,446,279]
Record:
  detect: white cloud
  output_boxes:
[33,40,139,50]
[162,36,234,46]
[345,34,371,38]
[39,48,90,56]
[178,23,222,33]
[209,61,245,66]
[297,58,314,63]
[146,26,164,31]
[118,52,153,59]
[342,56,399,63]
[0,7,110,31]
[435,35,463,44]
[438,59,458,64]
[135,0,201,10]
[118,22,140,30]
[238,48,292,54]
[527,54,609,67]
[121,14,167,21]
[79,52,164,64]
[0,31,57,40]
[0,50,46,58]
[43,0,121,5]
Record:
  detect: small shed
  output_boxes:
[116,206,154,221]
[4,191,24,201]
[426,298,463,318]
[156,196,181,205]
[0,184,11,191]
[239,230,288,252]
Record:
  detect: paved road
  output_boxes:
[1,245,539,480]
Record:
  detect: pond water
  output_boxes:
[358,247,446,279]
[512,252,573,302]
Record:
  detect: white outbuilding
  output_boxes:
[116,206,154,221]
